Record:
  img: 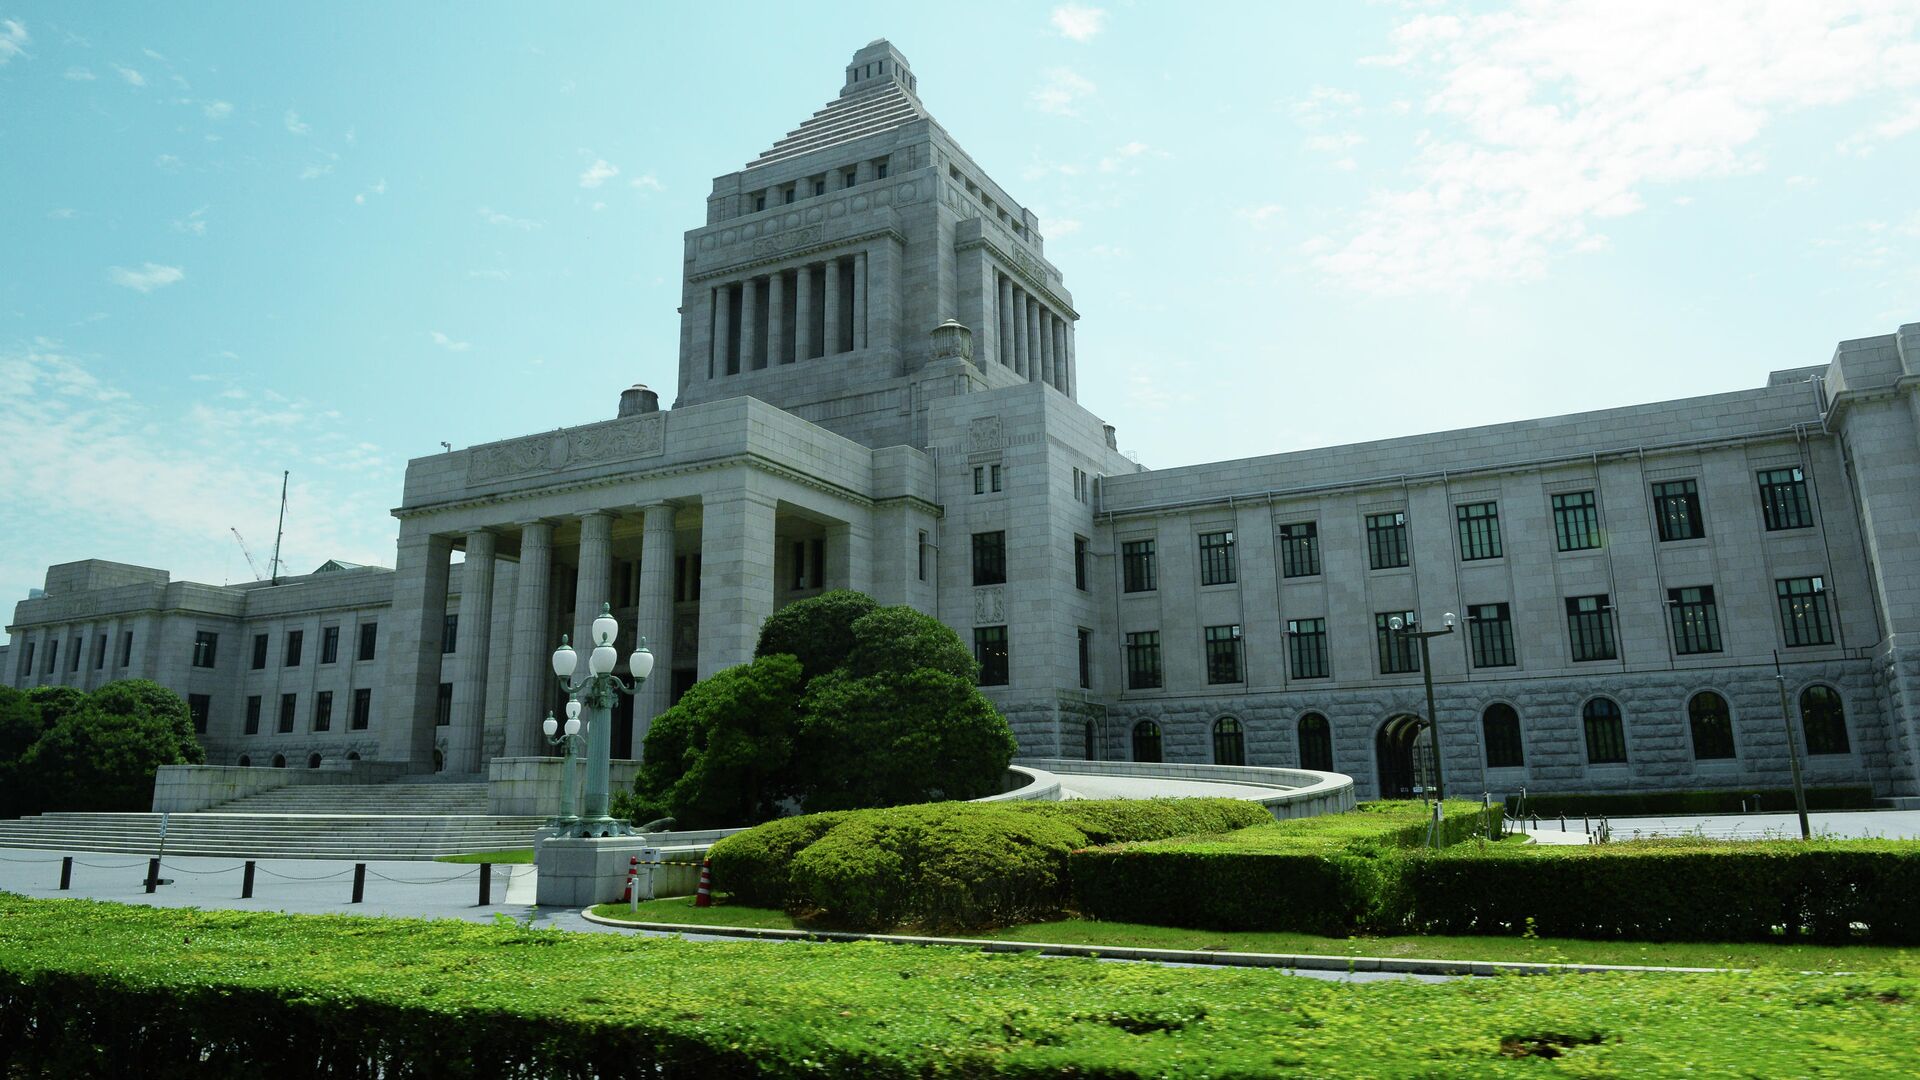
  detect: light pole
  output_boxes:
[1388,612,1456,804]
[541,705,585,827]
[550,602,655,838]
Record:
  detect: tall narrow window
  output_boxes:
[278,693,297,734]
[1286,618,1329,679]
[244,696,262,735]
[971,531,1007,586]
[350,688,372,731]
[1077,627,1092,689]
[321,626,340,664]
[1455,502,1502,561]
[1482,704,1523,768]
[1552,491,1601,551]
[188,694,211,736]
[313,690,333,732]
[1667,586,1722,655]
[1652,479,1705,541]
[1297,713,1332,771]
[251,634,269,670]
[69,637,80,672]
[1204,624,1243,684]
[440,614,457,655]
[357,623,379,662]
[193,631,219,669]
[973,626,1009,686]
[17,642,32,678]
[1365,512,1409,569]
[285,630,304,667]
[1125,631,1162,690]
[1375,612,1419,674]
[1776,576,1834,647]
[1582,697,1627,764]
[973,466,986,495]
[990,464,1002,492]
[1212,717,1246,766]
[791,540,808,589]
[1198,531,1236,585]
[1132,720,1162,763]
[1799,685,1849,755]
[119,631,133,668]
[1121,539,1156,593]
[917,531,929,582]
[1279,522,1319,578]
[92,634,106,671]
[1467,603,1516,668]
[1688,691,1735,759]
[1074,536,1090,591]
[1758,467,1812,531]
[1565,595,1617,661]
[436,683,454,727]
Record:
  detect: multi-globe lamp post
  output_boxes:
[539,704,585,827]
[1387,612,1455,805]
[549,602,654,837]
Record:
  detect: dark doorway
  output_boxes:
[613,694,635,760]
[1084,720,1096,761]
[1132,720,1162,763]
[1375,714,1431,799]
[670,668,697,706]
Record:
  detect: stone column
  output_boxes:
[767,271,786,367]
[1012,289,1029,377]
[380,527,453,769]
[452,530,496,774]
[1026,298,1044,383]
[739,278,760,370]
[822,256,842,355]
[998,275,1015,371]
[824,519,874,595]
[1063,320,1075,397]
[712,284,732,376]
[1051,316,1068,391]
[793,264,814,361]
[1039,308,1056,386]
[852,251,868,350]
[573,511,615,654]
[506,521,554,757]
[634,504,676,753]
[697,487,778,676]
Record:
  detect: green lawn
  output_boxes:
[434,848,533,864]
[594,896,1919,974]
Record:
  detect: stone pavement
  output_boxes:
[1056,774,1299,801]
[1522,808,1920,845]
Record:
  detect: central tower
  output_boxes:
[673,40,1081,449]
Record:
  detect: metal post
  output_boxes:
[1773,652,1813,840]
[145,857,160,894]
[478,863,492,906]
[558,734,579,823]
[351,863,366,904]
[584,688,614,827]
[59,856,72,890]
[242,860,256,899]
[1418,633,1445,803]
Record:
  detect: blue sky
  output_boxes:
[2,2,1917,640]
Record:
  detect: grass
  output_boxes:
[595,896,1920,975]
[433,848,532,864]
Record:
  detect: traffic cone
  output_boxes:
[621,855,638,903]
[694,858,713,908]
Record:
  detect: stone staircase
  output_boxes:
[0,778,546,861]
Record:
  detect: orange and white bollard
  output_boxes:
[694,858,713,908]
[621,855,639,904]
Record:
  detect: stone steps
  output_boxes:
[0,811,545,861]
[208,782,490,816]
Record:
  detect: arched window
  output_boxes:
[1482,703,1523,769]
[1213,717,1246,766]
[1132,720,1162,763]
[1688,691,1735,759]
[1582,698,1626,764]
[1297,713,1332,772]
[1083,720,1096,761]
[270,753,287,769]
[346,751,360,761]
[306,753,323,769]
[237,754,252,768]
[1800,685,1850,755]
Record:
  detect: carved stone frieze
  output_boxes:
[466,414,665,484]
[967,414,1005,453]
[751,225,823,257]
[974,587,1005,624]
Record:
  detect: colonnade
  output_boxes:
[709,251,868,376]
[994,270,1074,395]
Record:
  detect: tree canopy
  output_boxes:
[2,680,204,816]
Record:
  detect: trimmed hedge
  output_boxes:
[6,897,1919,1077]
[709,798,1271,932]
[1508,786,1875,818]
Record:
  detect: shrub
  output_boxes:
[706,810,851,908]
[792,667,1014,811]
[17,680,203,812]
[631,654,805,828]
[752,589,879,681]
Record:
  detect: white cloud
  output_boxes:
[479,206,541,230]
[579,158,619,187]
[1314,1,1920,295]
[1050,217,1083,237]
[1286,85,1363,126]
[107,263,185,293]
[202,99,233,120]
[1097,140,1169,173]
[1238,204,1287,227]
[111,63,144,87]
[429,331,470,352]
[171,207,208,235]
[629,173,664,192]
[353,178,387,205]
[47,207,76,220]
[284,108,310,135]
[1050,4,1107,42]
[0,19,25,64]
[1031,68,1096,117]
[1838,98,1920,154]
[298,162,333,180]
[64,66,94,81]
[154,153,183,172]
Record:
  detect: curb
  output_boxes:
[576,910,1734,978]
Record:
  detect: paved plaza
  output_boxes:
[1524,808,1920,845]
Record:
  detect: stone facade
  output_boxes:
[7,41,1919,804]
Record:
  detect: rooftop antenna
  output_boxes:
[270,470,289,586]
[440,441,452,453]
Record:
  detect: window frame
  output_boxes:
[1286,618,1329,680]
[1212,717,1246,766]
[1297,713,1332,772]
[1565,595,1617,662]
[1551,491,1602,552]
[313,690,333,732]
[973,625,1009,686]
[187,694,211,736]
[1667,585,1723,655]
[350,688,372,731]
[320,625,340,664]
[1124,630,1162,690]
[1799,684,1849,755]
[1776,576,1834,647]
[1197,530,1237,586]
[1203,624,1243,685]
[1467,602,1516,668]
[1278,521,1320,578]
[1120,539,1156,593]
[251,633,269,671]
[1652,478,1706,542]
[1131,719,1162,763]
[285,629,304,667]
[1687,691,1736,760]
[193,631,219,669]
[244,695,262,735]
[970,531,1007,587]
[1582,697,1628,764]
[1375,611,1420,675]
[356,623,379,662]
[1365,511,1409,570]
[278,692,297,734]
[1758,467,1813,531]
[1481,703,1524,769]
[1454,501,1503,561]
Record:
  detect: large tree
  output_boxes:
[0,687,41,818]
[629,654,805,829]
[19,680,204,812]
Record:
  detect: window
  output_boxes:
[43,639,55,674]
[350,688,372,731]
[973,626,1009,685]
[1279,522,1319,578]
[1482,704,1523,769]
[1132,720,1162,763]
[1198,530,1236,586]
[271,754,286,769]
[68,637,80,672]
[1667,586,1722,655]
[917,531,929,582]
[321,626,340,664]
[972,466,985,495]
[17,642,31,679]
[1467,603,1516,668]
[790,540,809,589]
[1583,697,1627,764]
[244,696,261,735]
[1365,512,1409,569]
[844,168,857,188]
[1286,618,1329,679]
[990,464,1002,492]
[92,634,106,671]
[1688,691,1735,759]
[441,614,457,655]
[783,186,795,204]
[357,623,378,662]
[1125,631,1162,689]
[193,631,219,669]
[1799,685,1849,755]
[1213,717,1246,766]
[1204,624,1243,684]
[119,631,133,668]
[874,159,888,179]
[313,691,333,732]
[1297,713,1332,772]
[1759,467,1812,530]
[753,194,766,212]
[285,630,304,667]
[971,531,1006,586]
[436,682,454,727]
[1455,502,1502,561]
[251,634,269,670]
[1777,577,1834,647]
[188,694,211,736]
[1376,612,1419,674]
[1074,536,1089,591]
[1121,539,1156,592]
[1077,627,1092,689]
[1652,479,1705,541]
[1552,491,1601,551]
[813,179,825,197]
[1563,595,1617,662]
[1083,720,1096,761]
[278,693,297,734]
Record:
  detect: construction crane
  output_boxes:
[230,528,267,582]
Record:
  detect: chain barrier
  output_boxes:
[366,868,480,885]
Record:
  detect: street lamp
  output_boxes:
[550,602,655,837]
[1388,611,1456,804]
[541,705,585,827]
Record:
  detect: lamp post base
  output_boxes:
[555,817,634,839]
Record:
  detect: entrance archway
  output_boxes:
[1375,714,1433,799]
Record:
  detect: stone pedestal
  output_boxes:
[535,835,652,907]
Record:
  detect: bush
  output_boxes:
[706,811,851,908]
[0,688,40,818]
[20,681,203,813]
[631,655,806,828]
[1507,787,1875,818]
[752,588,878,681]
[792,667,1014,811]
